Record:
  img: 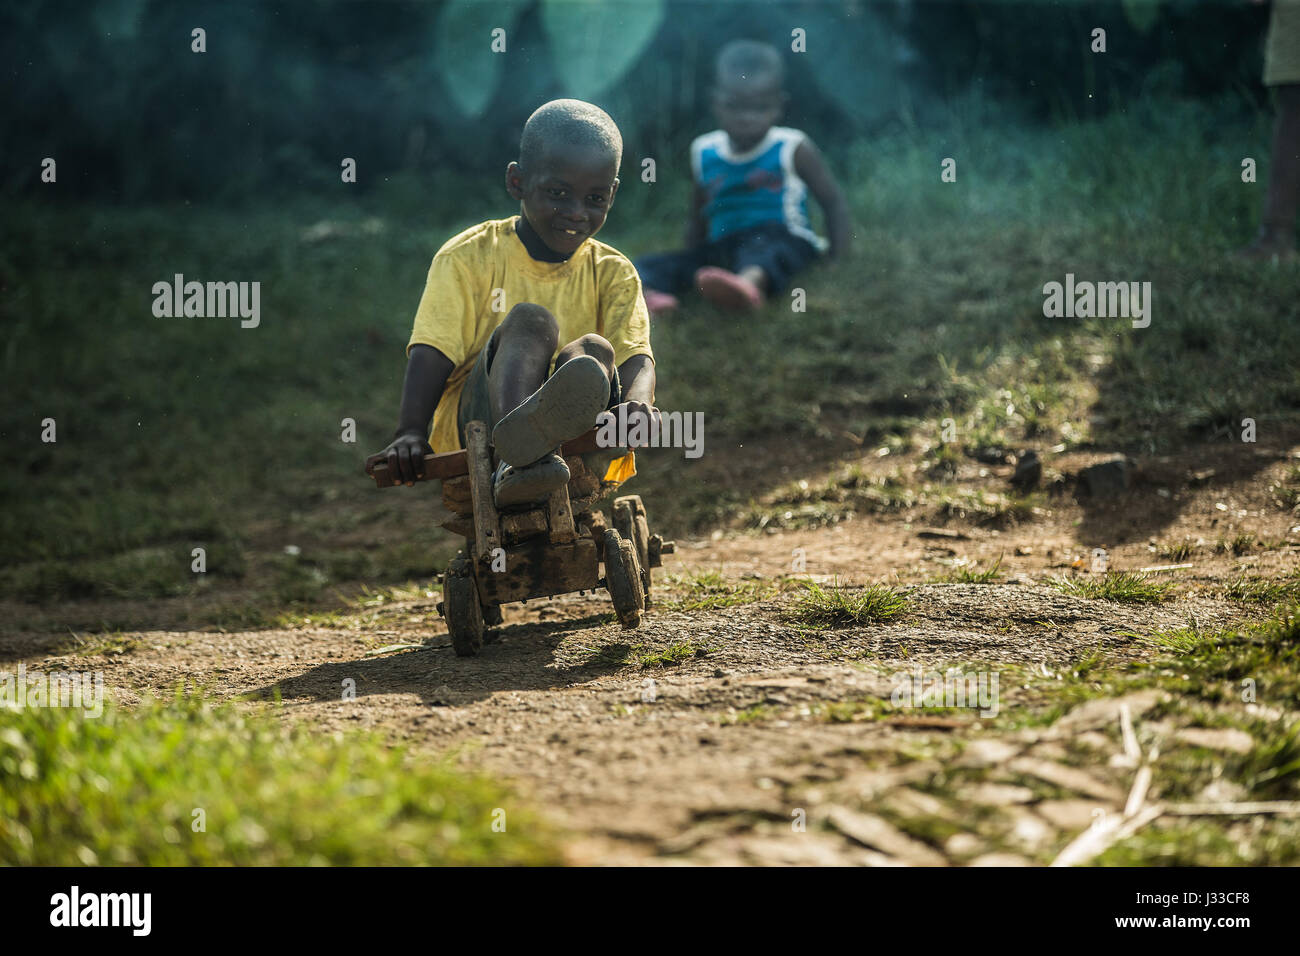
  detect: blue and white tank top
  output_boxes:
[690,126,828,251]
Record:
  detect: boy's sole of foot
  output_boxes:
[492,453,570,509]
[492,354,610,467]
[694,266,763,312]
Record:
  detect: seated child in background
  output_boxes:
[368,99,658,509]
[636,39,852,316]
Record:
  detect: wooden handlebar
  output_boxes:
[366,427,607,488]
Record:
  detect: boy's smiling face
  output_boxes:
[712,72,786,153]
[506,142,620,257]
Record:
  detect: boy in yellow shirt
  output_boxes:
[370,100,658,508]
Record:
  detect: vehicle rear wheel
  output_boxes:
[602,529,644,628]
[613,495,652,603]
[443,551,484,656]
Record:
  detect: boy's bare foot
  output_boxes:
[694,266,763,311]
[492,354,610,467]
[492,453,570,509]
[643,289,680,317]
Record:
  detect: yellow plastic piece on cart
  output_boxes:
[602,451,637,484]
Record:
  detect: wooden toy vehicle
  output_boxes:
[366,421,674,656]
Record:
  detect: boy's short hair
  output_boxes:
[519,99,623,174]
[715,39,784,86]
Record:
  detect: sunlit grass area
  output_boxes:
[0,689,560,865]
[3,92,1296,617]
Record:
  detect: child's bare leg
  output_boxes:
[694,264,766,311]
[1262,84,1300,246]
[487,303,559,425]
[485,304,573,507]
[737,265,769,293]
[491,317,612,468]
[1240,84,1300,258]
[555,333,616,381]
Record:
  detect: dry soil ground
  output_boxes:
[7,437,1300,865]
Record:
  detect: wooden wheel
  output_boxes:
[602,529,644,628]
[613,495,652,602]
[442,551,484,656]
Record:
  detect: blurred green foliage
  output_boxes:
[539,0,667,101]
[436,0,531,117]
[1,0,1271,202]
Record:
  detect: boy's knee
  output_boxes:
[557,333,615,371]
[500,302,560,343]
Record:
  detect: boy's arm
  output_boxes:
[684,185,708,248]
[617,353,656,407]
[608,353,660,437]
[369,344,455,485]
[794,139,852,259]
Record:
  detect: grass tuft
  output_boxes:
[635,641,711,669]
[785,580,910,629]
[1224,570,1300,604]
[1052,571,1174,604]
[944,555,1004,584]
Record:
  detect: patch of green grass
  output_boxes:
[1224,570,1300,604]
[1233,721,1300,799]
[661,569,777,611]
[1095,818,1300,866]
[197,603,276,630]
[1158,539,1197,562]
[1164,604,1300,709]
[947,604,1300,864]
[1144,626,1204,654]
[1070,648,1108,679]
[815,691,976,724]
[719,703,776,725]
[1010,603,1300,725]
[271,555,332,605]
[634,640,711,669]
[944,554,1004,584]
[1052,571,1174,604]
[932,489,1045,528]
[819,697,892,723]
[924,441,963,480]
[272,607,356,630]
[786,580,911,629]
[0,690,560,865]
[0,541,250,603]
[877,807,966,848]
[1221,533,1256,556]
[744,469,920,531]
[1269,465,1300,512]
[581,643,633,667]
[58,631,142,658]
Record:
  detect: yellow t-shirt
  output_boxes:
[407,217,654,455]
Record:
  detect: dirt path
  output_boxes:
[9,441,1300,865]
